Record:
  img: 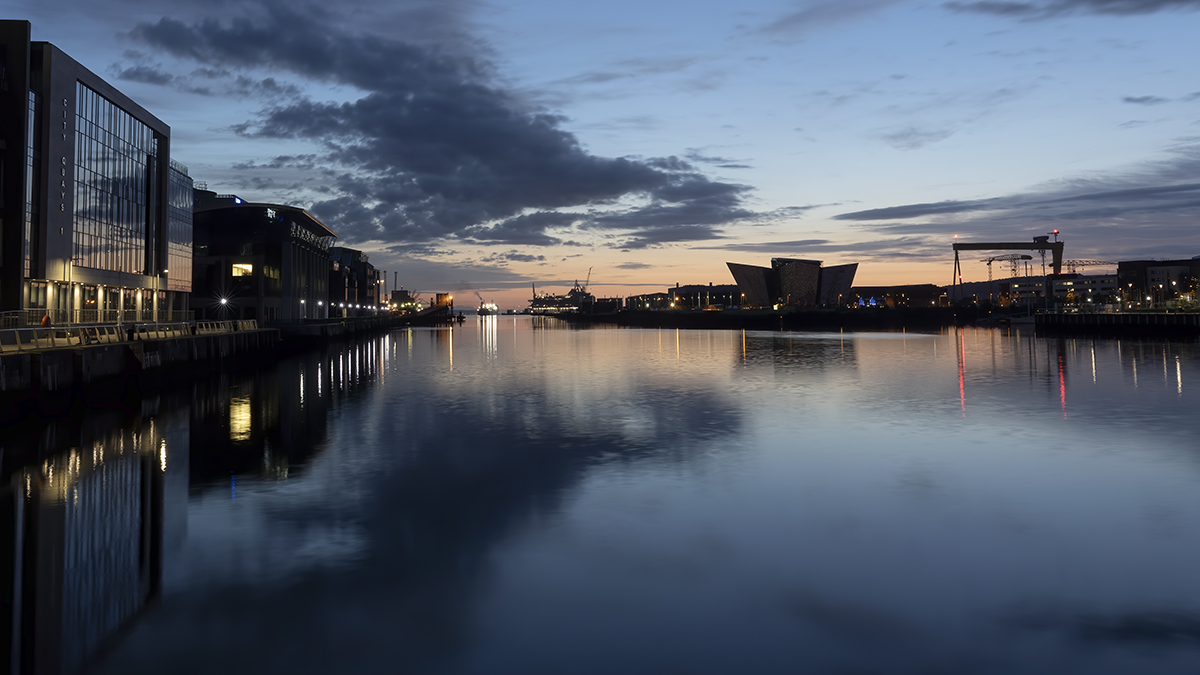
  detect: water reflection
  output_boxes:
[5,322,1200,673]
[0,401,186,675]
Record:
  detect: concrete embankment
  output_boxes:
[1036,312,1200,336]
[1,328,279,421]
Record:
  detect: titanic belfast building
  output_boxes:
[0,20,192,326]
[727,258,858,308]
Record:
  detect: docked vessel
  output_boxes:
[529,281,595,314]
[478,302,500,316]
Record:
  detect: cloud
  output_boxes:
[828,140,1200,260]
[482,251,547,264]
[1006,608,1200,645]
[835,200,998,221]
[878,126,957,150]
[616,262,652,270]
[698,237,945,261]
[554,56,698,86]
[945,0,1200,18]
[231,154,320,171]
[127,3,752,248]
[760,0,904,40]
[1123,95,1170,105]
[113,64,175,85]
[685,150,753,170]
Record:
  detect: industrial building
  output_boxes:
[1,20,192,325]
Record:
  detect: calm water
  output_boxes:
[9,318,1200,674]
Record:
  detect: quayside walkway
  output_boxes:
[0,320,274,409]
[0,320,257,353]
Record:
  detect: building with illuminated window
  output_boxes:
[1,20,192,326]
[192,190,336,322]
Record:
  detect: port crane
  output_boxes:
[979,255,1033,303]
[952,233,1065,301]
[980,254,1034,282]
[1063,260,1117,273]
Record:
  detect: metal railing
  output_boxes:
[0,319,258,354]
[3,309,195,328]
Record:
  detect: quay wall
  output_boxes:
[1036,312,1200,336]
[0,329,279,420]
[557,307,973,331]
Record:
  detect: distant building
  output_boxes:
[726,258,858,308]
[850,284,943,308]
[192,190,336,322]
[669,283,740,309]
[1,20,192,325]
[328,246,381,317]
[625,292,672,310]
[944,274,1120,306]
[1118,258,1199,305]
[1050,274,1118,303]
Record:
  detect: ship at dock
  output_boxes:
[529,272,595,314]
[477,301,500,315]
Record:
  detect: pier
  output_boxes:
[1036,311,1200,336]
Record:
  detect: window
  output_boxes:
[231,263,254,277]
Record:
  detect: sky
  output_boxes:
[9,0,1200,308]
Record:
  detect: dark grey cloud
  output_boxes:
[128,3,751,248]
[1006,608,1200,645]
[113,64,175,85]
[830,141,1200,261]
[761,0,904,39]
[482,251,547,264]
[231,154,321,171]
[460,212,584,247]
[112,52,303,99]
[585,188,755,247]
[945,0,1200,17]
[879,126,957,150]
[554,57,698,86]
[835,199,998,221]
[615,225,730,250]
[698,237,943,261]
[1123,95,1170,105]
[616,262,652,270]
[685,150,753,170]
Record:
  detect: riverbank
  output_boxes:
[0,326,280,423]
[551,307,1200,338]
[0,313,432,425]
[554,307,976,331]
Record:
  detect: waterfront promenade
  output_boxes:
[0,320,276,419]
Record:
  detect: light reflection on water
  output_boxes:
[7,320,1200,673]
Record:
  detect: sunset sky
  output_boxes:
[11,0,1200,308]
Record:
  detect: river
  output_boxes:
[6,317,1200,674]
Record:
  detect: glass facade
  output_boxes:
[72,81,157,275]
[24,89,38,278]
[167,160,193,293]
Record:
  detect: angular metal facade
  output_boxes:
[819,263,858,306]
[726,262,773,306]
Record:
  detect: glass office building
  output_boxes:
[1,20,191,326]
